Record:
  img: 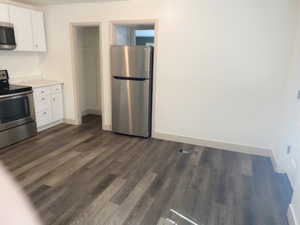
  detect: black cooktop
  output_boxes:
[0,85,32,95]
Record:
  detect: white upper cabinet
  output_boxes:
[9,5,46,52]
[9,6,34,51]
[31,10,47,52]
[0,4,10,23]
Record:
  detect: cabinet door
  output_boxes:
[31,10,46,52]
[9,6,33,51]
[51,93,63,122]
[36,109,51,128]
[0,4,10,23]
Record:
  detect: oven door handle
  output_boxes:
[0,90,33,99]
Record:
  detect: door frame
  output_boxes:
[70,22,104,126]
[109,19,159,134]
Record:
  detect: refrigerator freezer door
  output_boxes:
[112,78,151,137]
[111,45,153,79]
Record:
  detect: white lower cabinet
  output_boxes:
[36,110,51,128]
[51,93,64,122]
[33,84,64,131]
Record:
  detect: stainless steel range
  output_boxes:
[0,70,37,149]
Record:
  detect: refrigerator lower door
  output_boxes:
[112,78,151,137]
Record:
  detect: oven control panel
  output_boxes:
[0,70,8,81]
[0,70,9,88]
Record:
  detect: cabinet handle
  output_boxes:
[41,97,45,101]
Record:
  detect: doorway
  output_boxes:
[71,24,102,127]
[112,23,155,46]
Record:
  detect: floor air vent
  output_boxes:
[177,148,193,154]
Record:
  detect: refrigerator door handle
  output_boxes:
[113,76,149,81]
[144,48,150,72]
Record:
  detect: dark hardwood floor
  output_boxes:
[0,115,293,225]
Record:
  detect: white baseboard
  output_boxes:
[153,132,271,157]
[102,124,112,131]
[38,120,64,132]
[82,109,101,116]
[288,204,299,225]
[64,118,80,125]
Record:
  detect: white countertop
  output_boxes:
[13,80,63,88]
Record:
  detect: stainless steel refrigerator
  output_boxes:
[111,45,154,138]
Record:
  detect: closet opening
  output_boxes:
[71,24,102,127]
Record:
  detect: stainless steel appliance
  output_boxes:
[0,70,37,149]
[0,22,16,50]
[111,45,153,138]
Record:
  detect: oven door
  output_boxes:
[0,91,35,132]
[0,22,16,50]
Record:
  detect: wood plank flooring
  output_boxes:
[0,115,293,225]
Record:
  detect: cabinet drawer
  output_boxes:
[50,85,62,94]
[36,109,51,127]
[34,87,50,97]
[34,95,50,112]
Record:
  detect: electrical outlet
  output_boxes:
[297,90,300,100]
[287,145,292,155]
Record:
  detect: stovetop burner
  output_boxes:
[0,85,32,95]
[0,70,32,95]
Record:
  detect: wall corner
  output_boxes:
[270,150,286,174]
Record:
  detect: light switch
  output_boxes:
[287,145,292,155]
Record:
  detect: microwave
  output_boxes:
[0,22,16,50]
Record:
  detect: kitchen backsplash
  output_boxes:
[0,51,43,83]
[9,74,44,83]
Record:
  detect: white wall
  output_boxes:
[76,26,101,116]
[0,52,43,82]
[40,0,298,153]
[292,179,300,225]
[279,1,300,223]
[280,22,300,187]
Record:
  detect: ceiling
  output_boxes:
[12,0,124,6]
